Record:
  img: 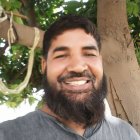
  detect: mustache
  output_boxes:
[58,70,96,82]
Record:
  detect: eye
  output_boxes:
[84,53,96,57]
[54,54,67,59]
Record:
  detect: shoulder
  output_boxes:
[104,115,135,130]
[102,115,140,139]
[0,110,39,129]
[0,110,60,140]
[0,110,41,139]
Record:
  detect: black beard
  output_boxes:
[42,71,107,128]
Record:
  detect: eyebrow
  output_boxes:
[82,46,98,51]
[52,46,69,54]
[52,45,98,54]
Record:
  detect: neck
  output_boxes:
[41,105,86,136]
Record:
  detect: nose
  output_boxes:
[67,56,88,73]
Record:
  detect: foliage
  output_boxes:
[0,0,140,107]
[127,0,140,64]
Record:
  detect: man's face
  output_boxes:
[42,29,103,102]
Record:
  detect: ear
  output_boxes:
[41,57,47,74]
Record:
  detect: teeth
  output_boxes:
[65,80,87,85]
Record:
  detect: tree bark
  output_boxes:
[97,0,140,133]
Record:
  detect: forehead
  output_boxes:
[49,29,98,52]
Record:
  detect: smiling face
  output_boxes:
[42,28,107,126]
[42,29,103,101]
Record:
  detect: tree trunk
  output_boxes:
[97,0,140,133]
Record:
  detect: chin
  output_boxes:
[62,90,92,103]
[42,73,107,127]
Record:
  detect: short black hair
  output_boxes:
[43,15,101,58]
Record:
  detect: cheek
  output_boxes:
[87,58,103,87]
[46,61,68,84]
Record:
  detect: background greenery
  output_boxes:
[0,0,139,108]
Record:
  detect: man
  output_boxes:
[0,15,139,140]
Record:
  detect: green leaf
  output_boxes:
[6,101,17,108]
[64,1,83,13]
[28,96,36,105]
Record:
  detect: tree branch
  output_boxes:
[0,19,44,48]
[20,0,37,26]
[5,11,28,20]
